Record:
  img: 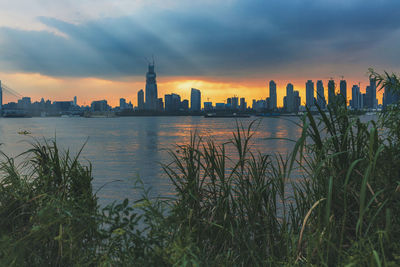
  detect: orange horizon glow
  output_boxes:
[0,72,384,108]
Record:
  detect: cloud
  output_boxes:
[0,0,400,78]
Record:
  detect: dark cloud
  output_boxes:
[0,0,400,78]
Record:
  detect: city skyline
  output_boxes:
[0,72,387,109]
[0,1,398,107]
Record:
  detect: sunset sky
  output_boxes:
[1,0,399,107]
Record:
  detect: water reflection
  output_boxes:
[0,115,370,206]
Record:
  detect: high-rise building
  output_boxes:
[269,80,277,110]
[0,80,2,116]
[383,85,399,107]
[91,100,109,112]
[231,96,239,110]
[340,79,347,104]
[306,80,314,108]
[351,85,361,110]
[73,96,77,106]
[365,79,378,109]
[120,98,127,109]
[285,83,294,112]
[316,80,326,109]
[204,102,213,111]
[165,93,181,111]
[328,79,336,105]
[369,78,377,109]
[145,63,158,110]
[137,89,144,110]
[240,97,247,111]
[294,90,301,112]
[156,98,163,111]
[190,88,201,111]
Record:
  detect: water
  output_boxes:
[0,115,374,206]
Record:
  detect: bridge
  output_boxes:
[0,81,23,115]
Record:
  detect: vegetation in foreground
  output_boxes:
[1,70,400,266]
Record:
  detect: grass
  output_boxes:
[1,70,400,266]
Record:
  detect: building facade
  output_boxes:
[306,80,314,108]
[145,63,158,110]
[190,88,201,111]
[269,80,277,110]
[137,89,144,110]
[316,80,326,109]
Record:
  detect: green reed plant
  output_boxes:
[0,69,399,266]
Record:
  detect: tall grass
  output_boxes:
[1,70,400,266]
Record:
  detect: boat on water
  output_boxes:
[204,113,251,118]
[18,130,31,135]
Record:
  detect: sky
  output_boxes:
[0,0,400,106]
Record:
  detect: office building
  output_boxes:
[328,79,336,105]
[157,98,164,111]
[120,98,127,109]
[91,100,109,112]
[383,85,399,107]
[306,80,314,108]
[294,90,301,112]
[231,96,239,109]
[73,96,77,106]
[269,80,277,110]
[316,80,326,109]
[137,89,144,110]
[165,93,181,111]
[190,88,201,111]
[204,102,213,111]
[365,78,377,109]
[340,79,347,104]
[351,85,361,110]
[145,62,158,110]
[240,97,247,111]
[284,83,294,112]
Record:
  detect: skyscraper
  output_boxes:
[351,85,361,110]
[137,89,144,110]
[0,80,2,116]
[294,90,301,112]
[285,83,294,112]
[383,84,399,107]
[165,93,181,111]
[306,80,314,108]
[231,96,239,110]
[145,62,158,110]
[73,96,77,106]
[328,79,336,105]
[120,98,127,109]
[365,79,377,109]
[240,97,247,111]
[340,79,347,104]
[269,80,277,110]
[316,80,326,109]
[370,78,377,109]
[190,88,201,111]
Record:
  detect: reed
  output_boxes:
[0,70,399,266]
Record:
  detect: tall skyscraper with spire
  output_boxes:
[145,62,158,110]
